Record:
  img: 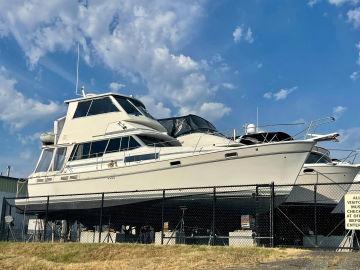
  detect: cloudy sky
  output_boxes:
[0,0,360,177]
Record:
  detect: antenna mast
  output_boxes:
[75,43,80,96]
[256,107,259,132]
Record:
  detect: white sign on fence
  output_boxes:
[345,194,360,230]
[28,219,44,231]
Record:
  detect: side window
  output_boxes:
[120,136,129,151]
[115,97,141,116]
[89,140,108,158]
[69,143,90,160]
[35,149,54,172]
[73,100,92,118]
[81,143,91,159]
[87,97,118,116]
[129,136,141,150]
[106,138,121,154]
[53,147,67,171]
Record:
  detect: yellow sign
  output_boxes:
[345,194,360,230]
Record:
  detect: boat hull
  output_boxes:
[286,164,360,204]
[17,140,314,212]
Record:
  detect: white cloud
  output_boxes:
[308,0,320,7]
[348,7,360,28]
[179,102,231,122]
[17,132,41,145]
[109,82,126,92]
[337,126,360,150]
[233,25,254,44]
[263,92,273,99]
[264,86,297,101]
[138,95,171,118]
[350,70,360,80]
[0,1,230,121]
[221,83,236,90]
[329,0,359,6]
[333,105,347,119]
[0,67,63,130]
[257,63,263,69]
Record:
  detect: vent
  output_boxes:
[60,176,69,181]
[170,161,181,166]
[225,152,238,158]
[45,178,52,182]
[36,178,44,183]
[69,175,78,180]
[303,168,314,173]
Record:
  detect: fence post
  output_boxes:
[0,197,7,241]
[270,182,275,248]
[43,196,49,242]
[6,203,12,241]
[98,193,104,243]
[161,190,165,245]
[255,185,259,246]
[314,183,318,247]
[211,187,217,246]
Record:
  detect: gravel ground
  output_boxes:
[229,251,360,270]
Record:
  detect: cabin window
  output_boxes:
[105,138,121,154]
[69,143,90,160]
[89,140,108,158]
[87,97,118,116]
[120,136,129,151]
[53,147,67,171]
[73,97,118,118]
[137,135,181,147]
[306,152,331,164]
[129,136,141,150]
[69,136,141,162]
[73,100,92,118]
[130,99,154,119]
[124,153,159,163]
[35,149,54,172]
[114,96,142,116]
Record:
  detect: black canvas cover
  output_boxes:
[158,114,218,138]
[239,132,293,145]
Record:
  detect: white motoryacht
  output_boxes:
[16,94,320,211]
[158,116,360,205]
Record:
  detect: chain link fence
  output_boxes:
[1,181,359,250]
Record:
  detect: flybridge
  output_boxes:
[56,93,167,145]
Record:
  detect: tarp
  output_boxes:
[239,132,293,145]
[158,114,218,138]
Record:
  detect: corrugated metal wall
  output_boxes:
[0,176,27,196]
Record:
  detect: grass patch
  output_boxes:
[0,242,308,270]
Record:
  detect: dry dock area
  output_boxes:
[0,243,359,270]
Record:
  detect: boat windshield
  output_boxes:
[73,97,118,118]
[52,147,67,171]
[35,148,54,173]
[306,152,332,164]
[129,98,155,119]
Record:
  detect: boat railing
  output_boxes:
[325,148,360,164]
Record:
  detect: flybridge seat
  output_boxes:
[158,114,219,138]
[238,132,294,145]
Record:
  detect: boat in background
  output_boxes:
[158,115,360,205]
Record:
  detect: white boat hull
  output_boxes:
[17,140,315,210]
[286,164,360,204]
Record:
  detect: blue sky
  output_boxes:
[0,0,359,177]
